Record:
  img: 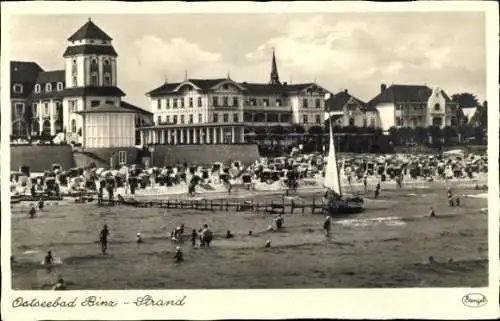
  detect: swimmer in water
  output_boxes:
[323,216,332,236]
[265,240,271,248]
[38,198,44,211]
[429,207,436,217]
[53,277,67,290]
[174,246,183,263]
[225,230,233,239]
[136,233,143,244]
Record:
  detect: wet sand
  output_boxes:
[11,181,488,289]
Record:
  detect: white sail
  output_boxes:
[323,123,342,195]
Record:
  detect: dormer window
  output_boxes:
[434,103,440,111]
[56,82,64,91]
[45,83,52,92]
[34,84,41,93]
[13,84,23,93]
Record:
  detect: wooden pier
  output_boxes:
[98,196,326,215]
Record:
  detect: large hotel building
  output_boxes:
[140,50,329,145]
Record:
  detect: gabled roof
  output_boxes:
[35,70,65,84]
[120,101,152,115]
[239,82,316,95]
[367,84,454,107]
[326,90,364,111]
[147,78,237,96]
[11,61,43,83]
[68,19,112,41]
[63,45,118,57]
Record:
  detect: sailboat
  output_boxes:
[323,121,364,215]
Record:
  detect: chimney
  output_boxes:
[344,89,348,94]
[283,82,288,86]
[380,83,387,93]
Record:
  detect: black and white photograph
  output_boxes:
[1,1,498,320]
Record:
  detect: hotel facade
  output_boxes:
[140,51,329,145]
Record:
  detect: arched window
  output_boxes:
[71,119,77,133]
[13,84,23,93]
[34,84,41,93]
[56,82,64,91]
[72,59,77,74]
[90,72,98,86]
[45,83,52,92]
[90,58,98,72]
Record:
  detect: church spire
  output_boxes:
[269,48,281,85]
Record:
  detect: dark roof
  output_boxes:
[63,45,118,57]
[120,101,152,115]
[76,103,136,114]
[35,70,65,84]
[11,61,43,83]
[68,20,112,41]
[57,86,125,98]
[147,78,320,97]
[325,90,375,112]
[367,84,452,107]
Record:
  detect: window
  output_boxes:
[349,117,355,126]
[434,103,440,111]
[15,103,24,116]
[118,151,127,164]
[71,119,77,133]
[180,115,185,124]
[303,99,308,108]
[72,59,77,74]
[13,84,23,93]
[173,99,178,108]
[189,98,193,107]
[395,116,402,126]
[33,103,38,116]
[173,115,178,124]
[157,116,161,124]
[166,99,170,109]
[69,100,76,113]
[103,73,111,86]
[56,82,63,91]
[45,83,52,92]
[315,114,321,124]
[263,99,269,107]
[276,99,282,107]
[34,84,41,93]
[223,113,229,122]
[91,100,100,108]
[90,58,98,72]
[44,102,49,115]
[197,97,202,107]
[180,98,184,108]
[223,84,229,90]
[213,96,218,106]
[223,96,229,106]
[213,114,218,123]
[90,73,98,86]
[249,98,256,106]
[103,59,110,66]
[233,113,239,122]
[315,99,321,108]
[370,118,376,127]
[157,99,162,110]
[105,100,114,105]
[166,116,170,123]
[302,115,308,123]
[72,76,78,87]
[233,97,238,107]
[189,114,193,124]
[198,113,203,123]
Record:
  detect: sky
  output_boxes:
[9,12,486,110]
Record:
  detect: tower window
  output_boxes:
[90,73,98,86]
[45,83,52,92]
[90,58,98,72]
[72,59,77,74]
[34,84,41,93]
[72,76,78,87]
[103,59,112,72]
[103,73,111,86]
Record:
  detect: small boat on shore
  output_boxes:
[323,122,364,216]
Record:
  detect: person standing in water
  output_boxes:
[374,182,381,198]
[29,204,37,219]
[363,175,368,193]
[323,216,331,236]
[274,214,284,230]
[191,229,197,247]
[99,224,110,254]
[174,246,183,263]
[38,198,45,211]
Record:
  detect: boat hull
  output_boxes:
[325,197,365,216]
